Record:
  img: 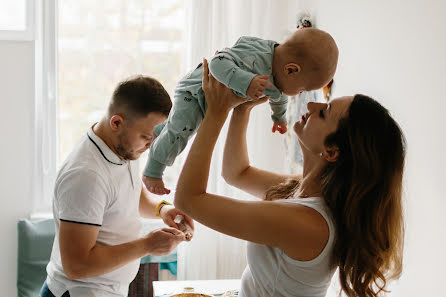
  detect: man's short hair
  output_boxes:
[108,75,172,121]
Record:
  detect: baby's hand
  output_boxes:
[247,75,274,100]
[143,176,171,195]
[272,121,288,134]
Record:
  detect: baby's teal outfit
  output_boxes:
[144,36,288,178]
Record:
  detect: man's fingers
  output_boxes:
[162,227,184,237]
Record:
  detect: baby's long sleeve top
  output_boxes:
[209,36,288,123]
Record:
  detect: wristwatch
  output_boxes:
[155,200,172,217]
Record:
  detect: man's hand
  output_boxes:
[143,228,185,256]
[143,176,170,195]
[160,205,195,233]
[272,121,288,134]
[246,75,274,100]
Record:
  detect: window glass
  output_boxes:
[0,0,26,30]
[58,0,186,187]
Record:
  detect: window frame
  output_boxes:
[32,0,58,216]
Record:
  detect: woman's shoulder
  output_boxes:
[276,197,335,262]
[279,197,334,227]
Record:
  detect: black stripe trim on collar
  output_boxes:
[60,219,102,227]
[87,133,123,166]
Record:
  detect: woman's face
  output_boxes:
[294,96,353,154]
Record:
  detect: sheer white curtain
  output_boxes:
[177,0,299,280]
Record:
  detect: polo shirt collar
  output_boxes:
[87,125,126,166]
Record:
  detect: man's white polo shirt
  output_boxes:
[46,126,143,297]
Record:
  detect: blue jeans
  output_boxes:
[40,281,70,297]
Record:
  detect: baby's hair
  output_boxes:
[283,28,338,86]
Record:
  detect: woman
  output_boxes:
[174,59,405,297]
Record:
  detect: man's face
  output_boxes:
[115,112,167,160]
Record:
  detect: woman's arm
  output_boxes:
[174,60,328,261]
[222,102,300,199]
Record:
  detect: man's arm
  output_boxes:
[59,221,184,280]
[56,170,183,280]
[139,186,159,219]
[139,186,195,231]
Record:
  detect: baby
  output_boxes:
[143,28,338,194]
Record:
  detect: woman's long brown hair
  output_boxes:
[265,94,406,297]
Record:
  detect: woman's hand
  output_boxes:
[202,58,246,116]
[234,96,269,114]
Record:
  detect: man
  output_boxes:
[40,76,193,297]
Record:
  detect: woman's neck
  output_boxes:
[298,151,325,198]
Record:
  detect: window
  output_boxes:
[58,0,186,186]
[32,1,186,215]
[0,0,35,40]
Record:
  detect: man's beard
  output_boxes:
[115,131,137,160]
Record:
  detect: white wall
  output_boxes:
[298,0,446,296]
[0,41,34,296]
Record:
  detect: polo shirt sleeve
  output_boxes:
[55,168,109,226]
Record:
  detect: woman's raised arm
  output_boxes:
[174,60,325,261]
[222,102,299,199]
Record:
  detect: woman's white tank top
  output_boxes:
[240,197,337,297]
